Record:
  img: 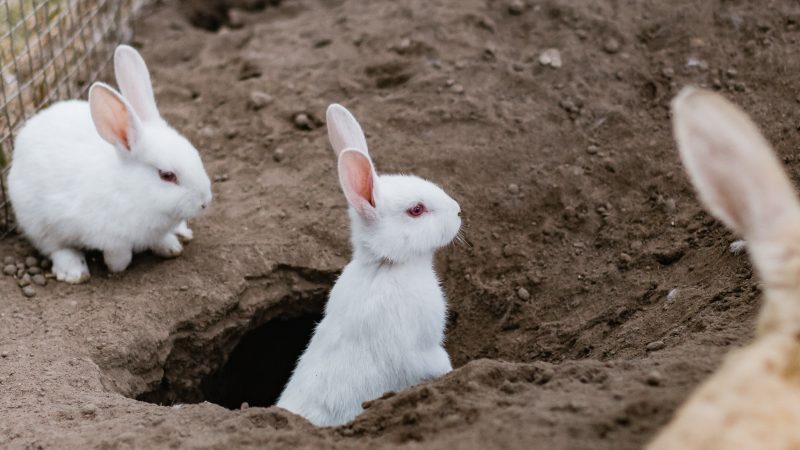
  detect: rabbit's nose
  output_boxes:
[201,203,208,210]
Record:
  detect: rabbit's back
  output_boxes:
[11,100,115,170]
[9,100,137,253]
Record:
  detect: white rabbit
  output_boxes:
[7,45,211,283]
[276,104,462,427]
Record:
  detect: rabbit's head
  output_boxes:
[326,104,461,264]
[88,45,212,221]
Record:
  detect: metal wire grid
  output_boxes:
[0,0,144,237]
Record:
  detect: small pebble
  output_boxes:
[603,37,621,54]
[508,183,520,195]
[0,351,7,358]
[32,274,46,286]
[586,145,599,155]
[293,113,312,130]
[27,267,41,275]
[538,49,562,68]
[200,125,215,138]
[394,37,412,53]
[227,8,245,29]
[18,274,31,287]
[81,403,98,416]
[451,84,464,94]
[21,286,35,298]
[25,257,38,268]
[273,148,286,163]
[507,0,525,15]
[3,264,15,276]
[517,287,531,300]
[247,91,273,110]
[3,256,13,265]
[240,402,249,409]
[646,370,664,386]
[666,288,679,302]
[646,340,665,351]
[180,285,189,291]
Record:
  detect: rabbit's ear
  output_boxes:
[327,104,368,157]
[338,149,379,220]
[114,45,160,123]
[672,87,800,239]
[89,82,142,153]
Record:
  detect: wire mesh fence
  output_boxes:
[0,0,145,237]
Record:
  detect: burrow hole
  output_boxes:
[137,290,326,409]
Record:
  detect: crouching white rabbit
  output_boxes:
[8,45,212,283]
[276,104,462,426]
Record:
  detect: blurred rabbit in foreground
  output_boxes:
[649,88,800,448]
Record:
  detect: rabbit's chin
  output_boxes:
[352,213,461,265]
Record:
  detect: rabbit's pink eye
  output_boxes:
[159,170,178,184]
[407,203,426,218]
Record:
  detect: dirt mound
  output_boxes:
[2,0,795,448]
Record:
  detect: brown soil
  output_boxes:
[2,0,796,448]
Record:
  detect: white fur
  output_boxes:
[277,104,461,426]
[729,239,747,254]
[7,45,211,283]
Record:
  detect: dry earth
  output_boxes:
[3,0,800,448]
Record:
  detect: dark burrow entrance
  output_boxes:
[138,311,323,409]
[205,312,323,408]
[134,264,339,410]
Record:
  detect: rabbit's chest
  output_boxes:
[329,273,447,347]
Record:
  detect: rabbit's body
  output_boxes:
[8,46,211,283]
[10,101,183,255]
[277,106,460,427]
[278,236,451,426]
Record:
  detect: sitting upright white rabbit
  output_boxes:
[8,45,212,283]
[276,104,462,426]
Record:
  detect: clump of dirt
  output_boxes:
[1,0,796,448]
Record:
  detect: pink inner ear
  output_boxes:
[340,150,376,210]
[92,88,131,149]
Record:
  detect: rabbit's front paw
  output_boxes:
[173,220,194,243]
[51,249,90,284]
[152,233,184,258]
